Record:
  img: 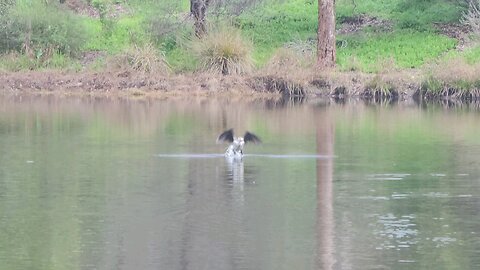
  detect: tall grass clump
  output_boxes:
[256,47,314,96]
[109,43,170,74]
[0,1,87,56]
[363,58,399,98]
[261,47,313,78]
[422,58,480,98]
[191,27,254,75]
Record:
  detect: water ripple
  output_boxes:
[155,153,332,159]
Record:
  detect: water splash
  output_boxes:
[155,153,332,159]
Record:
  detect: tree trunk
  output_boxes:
[317,0,336,69]
[190,0,210,38]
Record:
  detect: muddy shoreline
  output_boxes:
[0,70,475,102]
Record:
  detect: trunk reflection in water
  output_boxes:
[315,108,335,270]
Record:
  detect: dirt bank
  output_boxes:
[0,69,424,100]
[3,69,478,102]
[0,71,280,98]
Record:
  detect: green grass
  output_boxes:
[336,0,465,30]
[392,0,465,31]
[337,31,457,72]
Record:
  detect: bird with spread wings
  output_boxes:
[217,129,261,158]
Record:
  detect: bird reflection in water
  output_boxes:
[216,128,261,203]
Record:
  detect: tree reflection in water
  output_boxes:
[315,108,335,270]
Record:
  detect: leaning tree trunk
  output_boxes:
[190,0,210,38]
[317,0,336,69]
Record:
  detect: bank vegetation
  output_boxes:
[1,0,480,101]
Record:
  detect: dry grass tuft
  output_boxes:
[261,47,314,77]
[191,27,254,75]
[364,74,397,98]
[362,58,400,98]
[254,48,316,96]
[462,0,480,35]
[422,58,480,98]
[426,58,480,83]
[109,43,170,75]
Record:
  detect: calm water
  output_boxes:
[0,96,479,270]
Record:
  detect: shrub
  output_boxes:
[0,50,80,71]
[191,26,254,75]
[0,1,88,56]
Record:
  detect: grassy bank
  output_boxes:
[0,0,480,99]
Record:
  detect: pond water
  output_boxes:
[0,96,479,270]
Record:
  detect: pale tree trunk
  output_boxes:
[317,0,336,69]
[190,0,211,38]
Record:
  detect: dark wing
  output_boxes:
[217,129,234,143]
[244,131,261,144]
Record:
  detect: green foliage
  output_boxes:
[83,16,149,53]
[0,0,88,55]
[91,0,115,33]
